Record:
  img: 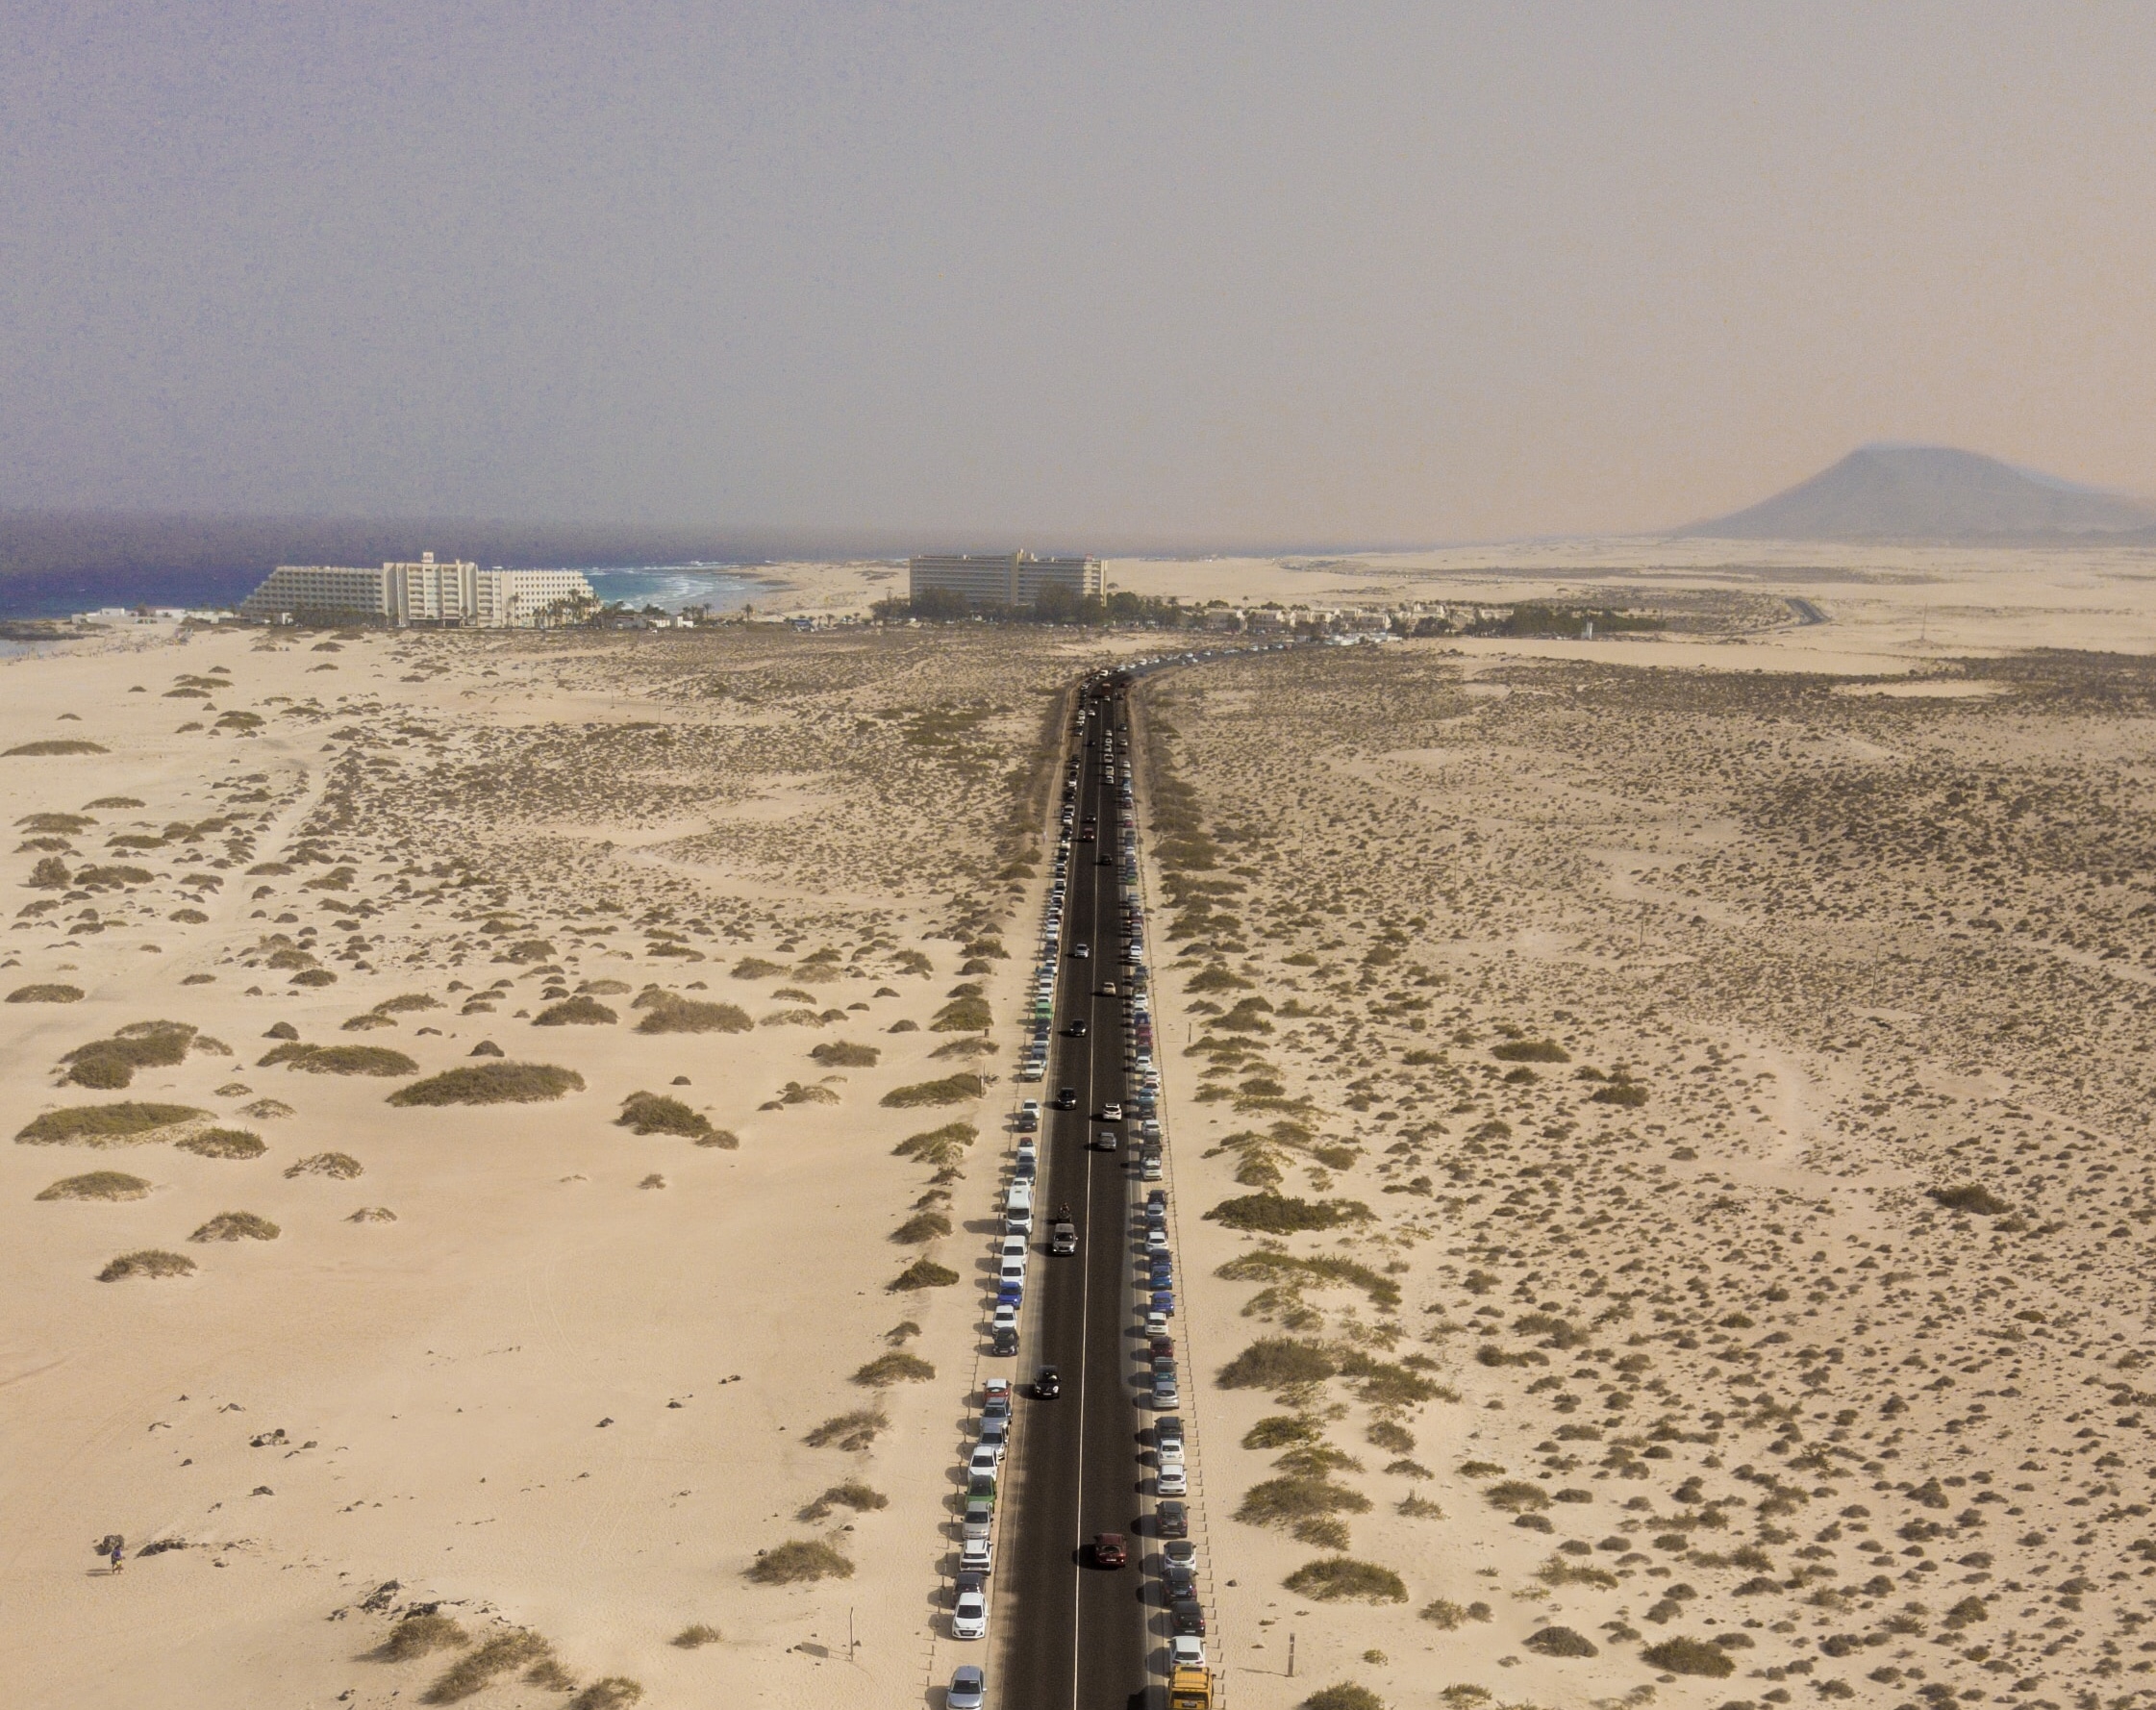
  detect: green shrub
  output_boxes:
[802,1409,885,1450]
[1218,1339,1338,1389]
[1419,1599,1467,1629]
[1483,1479,1550,1512]
[285,1151,363,1179]
[97,1248,195,1281]
[419,1630,554,1702]
[177,1128,264,1159]
[1641,1636,1735,1677]
[746,1540,853,1584]
[731,957,788,979]
[389,1063,585,1105]
[670,1624,721,1648]
[1523,1625,1598,1657]
[1929,1184,2010,1217]
[568,1679,643,1710]
[37,1169,151,1200]
[268,1044,420,1076]
[930,996,991,1031]
[1492,1040,1569,1063]
[16,1102,207,1145]
[1235,1475,1370,1527]
[851,1350,935,1386]
[632,992,752,1034]
[810,1041,880,1067]
[381,1613,469,1660]
[190,1210,279,1243]
[1302,1684,1385,1710]
[890,1211,952,1245]
[799,1480,890,1520]
[1284,1558,1408,1602]
[881,1073,983,1108]
[8,739,108,755]
[8,983,84,1002]
[1243,1415,1321,1450]
[1206,1194,1369,1234]
[615,1092,728,1144]
[891,1121,975,1163]
[1592,1080,1647,1107]
[536,995,617,1025]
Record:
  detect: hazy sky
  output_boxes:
[5,3,2155,546]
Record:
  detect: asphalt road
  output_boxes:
[994,683,1148,1710]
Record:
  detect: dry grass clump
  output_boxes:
[8,983,83,1003]
[880,1072,984,1108]
[1523,1625,1598,1657]
[799,1480,889,1520]
[1283,1558,1408,1602]
[1492,1039,1569,1062]
[349,1206,397,1222]
[1302,1684,1385,1710]
[38,1169,151,1200]
[62,1020,200,1089]
[1236,1475,1371,1528]
[379,1612,469,1660]
[614,1091,731,1144]
[802,1409,885,1450]
[731,957,788,979]
[536,995,616,1025]
[1418,1598,1492,1629]
[16,1102,207,1145]
[851,1350,935,1386]
[178,1127,265,1159]
[389,1063,584,1105]
[890,1211,952,1244]
[1206,1193,1368,1234]
[746,1539,853,1584]
[1483,1479,1550,1513]
[891,1120,975,1164]
[1928,1182,2011,1216]
[285,1151,363,1179]
[1640,1636,1734,1677]
[930,995,991,1032]
[98,1248,194,1281]
[8,738,107,755]
[809,1041,880,1067]
[190,1210,279,1243]
[670,1623,721,1648]
[1218,1339,1338,1389]
[419,1629,556,1702]
[568,1680,643,1710]
[632,990,751,1034]
[263,1043,419,1076]
[239,1098,293,1119]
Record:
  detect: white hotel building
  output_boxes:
[238,554,596,628]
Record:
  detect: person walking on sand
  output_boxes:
[95,1534,124,1573]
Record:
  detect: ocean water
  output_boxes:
[0,562,772,619]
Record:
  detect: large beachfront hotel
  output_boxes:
[908,551,1104,609]
[238,554,597,627]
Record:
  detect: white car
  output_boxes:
[1157,1459,1188,1496]
[1170,1636,1206,1671]
[961,1535,993,1573]
[952,1586,987,1640]
[1145,1226,1168,1251]
[968,1444,1001,1478]
[1100,1102,1123,1122]
[1000,1235,1029,1262]
[992,1303,1018,1333]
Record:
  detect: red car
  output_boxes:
[1092,1532,1128,1569]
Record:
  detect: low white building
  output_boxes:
[238,554,595,628]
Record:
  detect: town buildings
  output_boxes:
[237,554,595,627]
[908,551,1103,609]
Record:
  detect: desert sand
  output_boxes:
[1123,546,2156,1710]
[6,537,2156,1710]
[0,618,1100,1707]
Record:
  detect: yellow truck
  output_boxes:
[1168,1664,1214,1709]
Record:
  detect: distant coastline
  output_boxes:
[0,559,779,619]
